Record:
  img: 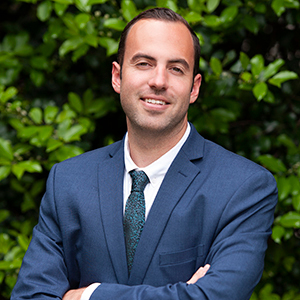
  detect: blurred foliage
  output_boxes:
[0,0,299,299]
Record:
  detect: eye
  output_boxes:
[136,62,151,68]
[171,66,184,74]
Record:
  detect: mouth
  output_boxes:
[143,98,168,105]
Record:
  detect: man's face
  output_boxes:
[112,19,201,136]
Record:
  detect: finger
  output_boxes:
[187,264,210,284]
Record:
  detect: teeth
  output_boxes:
[144,99,166,105]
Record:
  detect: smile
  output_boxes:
[144,99,167,105]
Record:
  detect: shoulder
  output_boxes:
[187,125,276,186]
[50,140,123,176]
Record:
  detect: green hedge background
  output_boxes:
[0,0,300,299]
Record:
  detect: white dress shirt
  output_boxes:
[80,124,191,300]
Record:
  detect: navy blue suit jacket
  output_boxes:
[12,124,278,300]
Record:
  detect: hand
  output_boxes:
[187,264,210,284]
[62,287,86,300]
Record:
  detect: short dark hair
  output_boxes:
[117,7,201,78]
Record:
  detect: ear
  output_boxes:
[189,73,202,104]
[112,61,121,94]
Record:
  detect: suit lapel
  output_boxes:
[128,125,205,284]
[98,141,129,284]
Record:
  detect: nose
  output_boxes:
[148,66,169,91]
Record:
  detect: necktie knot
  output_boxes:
[129,170,149,193]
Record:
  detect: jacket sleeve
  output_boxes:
[90,169,278,300]
[11,165,71,299]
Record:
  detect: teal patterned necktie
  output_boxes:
[124,170,149,273]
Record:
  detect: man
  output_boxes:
[11,7,278,300]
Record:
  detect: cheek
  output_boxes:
[121,73,145,93]
[173,84,193,103]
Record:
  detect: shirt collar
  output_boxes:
[124,124,191,184]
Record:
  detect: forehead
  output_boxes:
[124,19,194,63]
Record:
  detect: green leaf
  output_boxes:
[220,6,238,23]
[38,126,53,142]
[210,108,236,122]
[44,106,59,124]
[52,0,73,3]
[68,92,83,113]
[46,138,64,152]
[0,260,22,270]
[104,18,127,31]
[240,52,250,70]
[98,37,119,56]
[271,225,285,243]
[72,44,90,62]
[50,145,84,162]
[30,55,49,70]
[250,54,264,77]
[87,0,107,4]
[277,134,298,154]
[207,0,220,13]
[259,284,279,299]
[253,82,268,101]
[75,13,90,29]
[20,161,43,173]
[37,0,53,22]
[60,124,88,142]
[0,166,11,181]
[187,0,204,13]
[183,11,203,23]
[0,210,10,223]
[272,0,286,16]
[0,86,18,104]
[292,194,300,211]
[56,108,76,123]
[84,35,98,47]
[0,138,14,161]
[210,57,222,76]
[280,212,300,228]
[263,59,285,80]
[241,72,252,82]
[21,192,35,211]
[277,176,291,201]
[263,90,275,103]
[283,256,295,272]
[17,235,31,251]
[257,154,287,173]
[74,0,91,12]
[22,194,36,212]
[121,0,138,22]
[54,2,68,16]
[202,15,221,27]
[29,107,43,124]
[0,233,14,254]
[83,88,93,107]
[30,69,45,87]
[156,0,178,11]
[268,71,299,88]
[254,3,266,13]
[17,126,39,139]
[243,15,259,34]
[61,12,79,34]
[59,36,84,57]
[289,175,300,196]
[13,144,32,156]
[12,161,42,179]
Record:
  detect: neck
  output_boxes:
[127,123,188,168]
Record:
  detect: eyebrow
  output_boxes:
[130,53,190,70]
